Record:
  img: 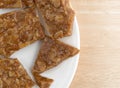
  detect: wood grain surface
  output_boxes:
[70,0,120,88]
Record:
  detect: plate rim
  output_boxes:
[66,16,80,88]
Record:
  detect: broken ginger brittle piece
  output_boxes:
[34,0,75,38]
[0,58,34,88]
[33,73,53,88]
[0,8,45,57]
[33,37,79,73]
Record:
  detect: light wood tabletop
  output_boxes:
[70,0,120,88]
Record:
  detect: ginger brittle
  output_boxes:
[33,37,79,73]
[0,58,34,88]
[0,8,45,57]
[34,0,75,38]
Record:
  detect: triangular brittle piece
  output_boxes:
[0,58,34,88]
[33,73,53,88]
[33,37,79,73]
[34,0,75,38]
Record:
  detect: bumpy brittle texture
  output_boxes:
[0,8,45,57]
[35,0,75,38]
[22,0,34,7]
[0,58,34,88]
[0,0,34,8]
[33,37,79,73]
[0,0,23,8]
[33,73,53,88]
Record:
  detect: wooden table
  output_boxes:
[70,0,120,88]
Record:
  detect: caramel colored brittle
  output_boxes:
[0,58,34,88]
[33,37,79,73]
[33,73,53,88]
[0,0,23,8]
[22,0,34,8]
[0,0,34,8]
[0,8,45,57]
[35,0,75,38]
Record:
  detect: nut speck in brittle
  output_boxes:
[22,0,34,8]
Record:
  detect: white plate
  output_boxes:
[0,9,80,88]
